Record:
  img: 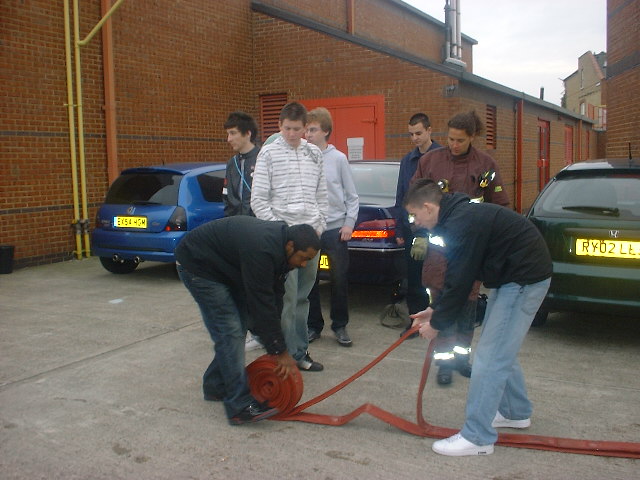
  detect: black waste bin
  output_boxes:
[0,245,15,274]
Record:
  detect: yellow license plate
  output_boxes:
[319,254,330,270]
[575,238,640,259]
[114,216,147,229]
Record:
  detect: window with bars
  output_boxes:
[485,104,497,149]
[260,93,288,140]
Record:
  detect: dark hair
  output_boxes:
[403,178,443,207]
[287,224,320,252]
[409,112,431,130]
[223,111,258,143]
[279,101,307,124]
[448,110,484,137]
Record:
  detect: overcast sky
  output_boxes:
[402,0,607,106]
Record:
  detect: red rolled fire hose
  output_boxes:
[247,325,640,458]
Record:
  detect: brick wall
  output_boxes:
[606,0,640,158]
[1,0,256,267]
[1,0,597,268]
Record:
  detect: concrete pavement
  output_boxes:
[0,258,638,479]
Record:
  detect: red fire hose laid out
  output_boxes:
[246,326,640,459]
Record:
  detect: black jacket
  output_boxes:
[175,216,290,355]
[223,145,259,217]
[430,193,552,330]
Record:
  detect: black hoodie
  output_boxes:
[175,216,290,355]
[429,193,552,331]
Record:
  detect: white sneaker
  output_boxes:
[492,411,531,429]
[432,433,494,456]
[245,334,264,352]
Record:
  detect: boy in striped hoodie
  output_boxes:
[251,102,329,371]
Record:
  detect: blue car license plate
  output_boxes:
[114,216,147,229]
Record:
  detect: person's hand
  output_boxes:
[410,236,428,260]
[396,237,405,246]
[339,225,353,242]
[273,351,296,379]
[410,307,439,340]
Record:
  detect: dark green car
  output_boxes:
[526,159,640,326]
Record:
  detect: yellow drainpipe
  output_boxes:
[63,0,83,260]
[71,0,126,257]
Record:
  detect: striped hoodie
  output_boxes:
[251,136,328,233]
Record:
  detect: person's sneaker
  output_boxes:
[492,411,531,429]
[456,355,472,378]
[334,327,352,347]
[308,329,321,343]
[436,365,453,385]
[432,433,494,456]
[245,334,264,352]
[296,352,324,371]
[228,401,279,425]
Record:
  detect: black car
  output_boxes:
[319,161,404,284]
[526,158,640,325]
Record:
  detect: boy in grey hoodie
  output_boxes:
[305,107,359,346]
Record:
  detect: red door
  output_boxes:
[301,95,385,160]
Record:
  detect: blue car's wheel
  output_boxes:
[99,256,139,274]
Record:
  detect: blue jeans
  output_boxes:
[308,228,350,333]
[177,265,255,419]
[460,278,551,446]
[282,251,320,361]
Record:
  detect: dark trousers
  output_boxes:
[403,228,429,315]
[308,228,349,333]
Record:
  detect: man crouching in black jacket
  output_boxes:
[175,216,320,425]
[405,179,552,457]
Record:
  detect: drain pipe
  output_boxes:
[71,0,126,257]
[101,0,120,185]
[63,0,83,260]
[515,99,524,212]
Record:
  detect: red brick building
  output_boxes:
[605,0,640,159]
[1,0,599,268]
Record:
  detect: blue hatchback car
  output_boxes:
[92,163,226,273]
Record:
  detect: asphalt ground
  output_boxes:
[1,258,639,479]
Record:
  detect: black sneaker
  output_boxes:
[334,327,352,347]
[456,356,472,378]
[436,365,453,385]
[308,329,321,343]
[297,352,324,371]
[228,401,279,425]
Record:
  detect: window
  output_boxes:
[197,171,225,203]
[260,93,288,140]
[485,105,497,149]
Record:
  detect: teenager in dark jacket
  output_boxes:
[394,113,442,335]
[222,111,260,217]
[175,216,320,425]
[405,179,552,457]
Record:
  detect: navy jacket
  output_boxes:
[429,193,552,330]
[175,216,289,355]
[395,142,442,237]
